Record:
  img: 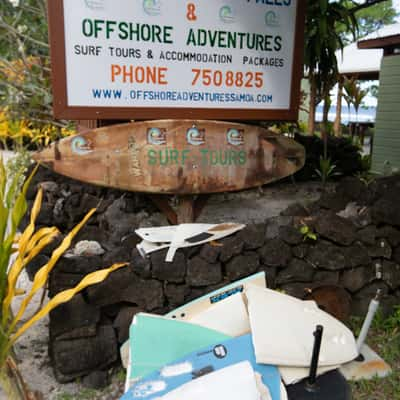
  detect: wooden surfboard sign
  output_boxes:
[33,120,305,195]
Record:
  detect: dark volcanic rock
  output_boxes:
[306,240,347,270]
[225,252,260,280]
[313,270,340,285]
[371,187,400,227]
[351,293,396,317]
[219,235,244,262]
[382,260,400,290]
[50,294,100,340]
[113,306,141,343]
[187,257,222,286]
[292,244,309,259]
[280,203,310,217]
[49,271,85,297]
[82,370,109,390]
[56,255,104,274]
[26,254,49,281]
[345,243,371,268]
[377,226,400,247]
[36,202,55,226]
[276,258,314,284]
[64,193,84,222]
[151,250,186,283]
[102,246,131,266]
[259,239,292,267]
[279,225,303,245]
[316,192,349,212]
[239,224,266,250]
[367,239,392,259]
[130,248,152,279]
[357,226,377,246]
[354,281,390,299]
[86,266,136,306]
[265,217,293,240]
[314,212,357,245]
[336,176,368,203]
[199,244,221,263]
[73,225,110,249]
[341,266,375,293]
[122,278,164,310]
[165,284,190,306]
[261,266,278,289]
[393,247,400,264]
[50,325,118,383]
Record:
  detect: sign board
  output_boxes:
[48,0,305,120]
[33,120,305,194]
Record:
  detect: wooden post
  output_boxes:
[177,196,195,224]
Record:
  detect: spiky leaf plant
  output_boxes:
[0,159,127,399]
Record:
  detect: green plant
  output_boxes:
[315,156,338,185]
[0,159,127,399]
[300,225,317,241]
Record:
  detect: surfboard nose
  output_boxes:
[31,144,56,163]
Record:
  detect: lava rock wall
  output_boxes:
[24,167,400,383]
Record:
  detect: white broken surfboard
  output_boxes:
[246,285,358,367]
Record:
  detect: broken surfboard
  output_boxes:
[121,334,281,400]
[32,120,305,194]
[128,313,231,381]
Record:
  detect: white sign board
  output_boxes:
[48,0,305,120]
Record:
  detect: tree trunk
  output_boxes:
[334,76,343,137]
[308,74,317,136]
[322,91,330,160]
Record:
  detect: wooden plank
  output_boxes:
[33,120,305,195]
[177,196,195,224]
[147,195,178,225]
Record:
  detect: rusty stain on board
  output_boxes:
[33,120,305,195]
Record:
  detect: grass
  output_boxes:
[351,308,400,400]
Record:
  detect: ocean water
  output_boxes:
[315,105,376,124]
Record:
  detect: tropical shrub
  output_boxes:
[0,158,127,399]
[0,111,75,150]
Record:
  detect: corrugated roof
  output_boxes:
[336,23,400,76]
[359,22,400,42]
[337,42,382,75]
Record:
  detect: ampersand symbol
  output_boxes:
[186,3,197,21]
[147,50,153,59]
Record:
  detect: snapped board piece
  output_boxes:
[187,292,251,337]
[165,271,265,321]
[136,223,245,262]
[151,362,263,400]
[122,272,265,389]
[246,285,358,367]
[121,334,281,400]
[339,344,392,381]
[129,313,231,381]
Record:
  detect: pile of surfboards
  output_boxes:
[118,271,391,400]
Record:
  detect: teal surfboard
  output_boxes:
[121,334,281,400]
[130,314,231,380]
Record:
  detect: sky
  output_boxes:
[394,0,400,15]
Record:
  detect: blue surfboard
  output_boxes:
[121,334,281,400]
[129,314,231,380]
